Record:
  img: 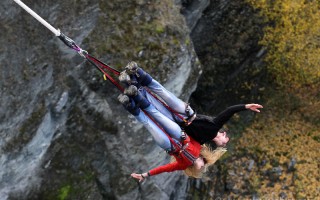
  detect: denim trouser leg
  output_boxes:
[143,104,182,141]
[135,104,182,148]
[135,108,173,151]
[145,80,195,121]
[143,89,175,121]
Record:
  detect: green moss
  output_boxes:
[246,0,320,87]
[58,185,71,200]
[185,38,190,46]
[249,176,261,194]
[312,135,320,143]
[172,38,180,45]
[155,24,165,34]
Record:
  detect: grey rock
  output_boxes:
[0,0,200,199]
[287,157,296,172]
[247,159,255,171]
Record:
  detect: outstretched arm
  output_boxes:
[213,104,263,128]
[131,161,186,181]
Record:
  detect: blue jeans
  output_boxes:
[135,104,181,151]
[144,80,194,122]
[133,80,195,151]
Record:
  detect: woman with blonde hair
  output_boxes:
[183,146,227,178]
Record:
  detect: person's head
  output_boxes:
[212,129,229,147]
[194,157,205,170]
[184,145,227,178]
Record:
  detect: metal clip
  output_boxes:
[77,48,88,58]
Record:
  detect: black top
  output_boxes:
[184,104,247,144]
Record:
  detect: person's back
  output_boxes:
[184,114,219,145]
[184,104,261,146]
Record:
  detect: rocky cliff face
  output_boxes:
[185,0,266,113]
[1,0,200,199]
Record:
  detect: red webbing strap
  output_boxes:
[85,54,124,92]
[86,54,120,75]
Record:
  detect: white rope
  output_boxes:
[13,0,61,36]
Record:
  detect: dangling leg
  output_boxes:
[135,110,174,151]
[126,62,193,114]
[120,61,195,122]
[146,79,194,116]
[124,85,183,142]
[142,104,182,142]
[118,93,175,151]
[139,88,175,121]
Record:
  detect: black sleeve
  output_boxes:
[212,104,247,129]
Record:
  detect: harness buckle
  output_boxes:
[184,104,196,126]
[183,112,196,126]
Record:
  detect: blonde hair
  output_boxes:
[184,146,227,178]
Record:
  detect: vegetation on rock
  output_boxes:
[230,0,320,198]
[247,0,320,88]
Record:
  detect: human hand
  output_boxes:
[245,104,263,112]
[131,173,146,182]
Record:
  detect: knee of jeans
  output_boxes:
[166,125,183,141]
[155,136,171,150]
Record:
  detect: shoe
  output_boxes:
[118,71,131,83]
[125,61,152,86]
[118,94,140,116]
[125,61,139,75]
[117,94,130,105]
[124,85,138,96]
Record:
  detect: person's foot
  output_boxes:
[126,61,152,86]
[124,85,138,96]
[118,71,131,83]
[125,61,139,75]
[117,94,130,105]
[118,94,140,116]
